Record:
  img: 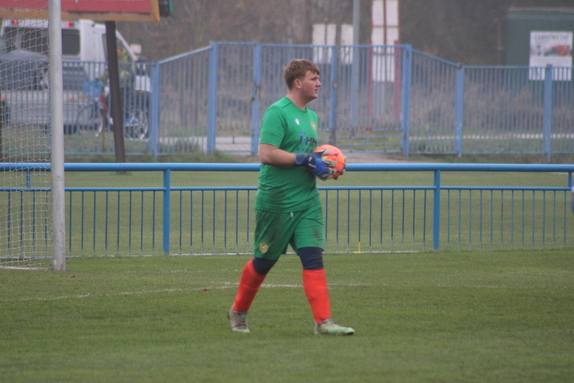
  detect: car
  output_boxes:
[0,49,90,133]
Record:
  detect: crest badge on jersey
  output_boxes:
[311,121,317,131]
[258,242,269,253]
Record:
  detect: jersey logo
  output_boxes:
[295,118,300,125]
[258,242,269,253]
[311,121,317,131]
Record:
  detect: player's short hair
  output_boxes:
[284,59,320,90]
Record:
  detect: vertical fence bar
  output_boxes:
[140,191,145,252]
[251,44,261,156]
[116,191,121,251]
[401,46,412,156]
[543,65,553,163]
[329,47,338,145]
[207,43,218,154]
[433,170,441,249]
[149,63,160,158]
[351,45,360,135]
[454,65,464,157]
[163,169,171,254]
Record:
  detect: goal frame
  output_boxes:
[0,0,162,270]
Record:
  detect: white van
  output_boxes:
[1,18,150,91]
[0,18,150,135]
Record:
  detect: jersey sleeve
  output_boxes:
[259,106,285,148]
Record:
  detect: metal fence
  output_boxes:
[406,53,574,159]
[2,162,572,258]
[154,43,574,158]
[8,162,558,256]
[2,42,573,158]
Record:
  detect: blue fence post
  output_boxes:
[329,46,338,145]
[543,64,553,163]
[149,62,160,158]
[350,45,360,136]
[401,45,412,157]
[251,44,261,156]
[207,43,218,154]
[454,65,465,157]
[163,169,171,255]
[433,169,441,250]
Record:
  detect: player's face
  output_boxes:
[300,70,321,101]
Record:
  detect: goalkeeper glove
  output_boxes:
[295,150,337,178]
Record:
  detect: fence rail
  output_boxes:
[2,43,573,159]
[2,162,572,257]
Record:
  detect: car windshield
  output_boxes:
[0,50,47,90]
[2,26,80,56]
[0,50,87,91]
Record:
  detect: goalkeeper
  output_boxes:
[228,59,354,336]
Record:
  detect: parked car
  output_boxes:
[1,18,150,99]
[0,18,151,136]
[0,49,90,133]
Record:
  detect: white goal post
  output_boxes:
[49,0,66,270]
[0,0,65,270]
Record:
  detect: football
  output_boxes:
[314,144,346,180]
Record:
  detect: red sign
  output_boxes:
[0,0,46,10]
[62,0,152,14]
[0,0,159,21]
[0,0,152,13]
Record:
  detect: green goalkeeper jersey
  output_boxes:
[255,96,320,212]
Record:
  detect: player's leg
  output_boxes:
[228,210,292,333]
[298,246,331,322]
[294,207,354,336]
[232,257,276,312]
[228,257,276,333]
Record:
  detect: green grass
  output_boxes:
[1,249,573,382]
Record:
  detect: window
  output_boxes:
[62,30,80,56]
[2,27,80,56]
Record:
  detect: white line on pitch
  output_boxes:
[4,282,373,302]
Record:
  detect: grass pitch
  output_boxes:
[1,249,573,382]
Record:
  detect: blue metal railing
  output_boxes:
[153,44,574,158]
[4,162,572,256]
[2,43,572,158]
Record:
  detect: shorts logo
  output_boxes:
[258,242,269,253]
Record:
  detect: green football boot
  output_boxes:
[314,318,354,336]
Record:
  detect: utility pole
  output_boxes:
[105,21,126,163]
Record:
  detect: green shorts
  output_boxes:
[254,205,324,260]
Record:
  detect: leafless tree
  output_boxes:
[118,0,358,60]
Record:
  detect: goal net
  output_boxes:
[0,4,54,269]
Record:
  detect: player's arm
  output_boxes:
[259,143,336,180]
[259,143,297,167]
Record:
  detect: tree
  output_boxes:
[117,0,367,60]
[116,0,574,65]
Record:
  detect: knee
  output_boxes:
[298,247,324,270]
[252,257,277,275]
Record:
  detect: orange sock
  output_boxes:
[302,269,331,323]
[233,259,266,312]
